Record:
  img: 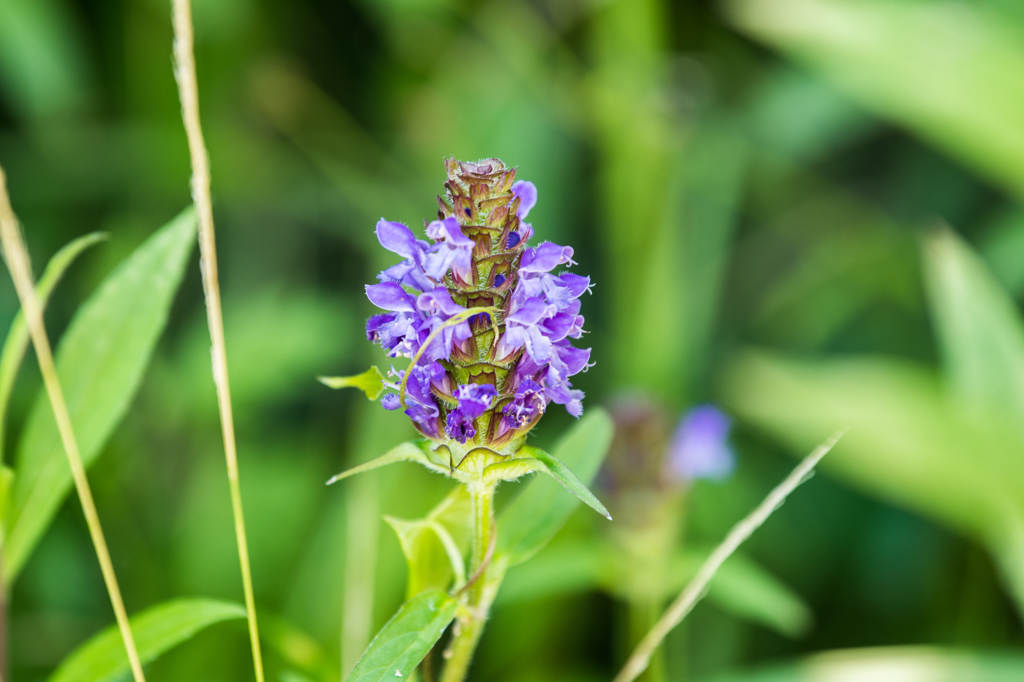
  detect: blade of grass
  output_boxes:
[613,431,844,682]
[0,165,146,682]
[171,2,265,681]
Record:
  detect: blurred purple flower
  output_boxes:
[666,405,735,482]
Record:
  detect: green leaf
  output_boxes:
[384,516,461,598]
[385,486,470,598]
[319,366,386,400]
[327,440,447,485]
[725,0,1024,199]
[923,228,1024,416]
[346,589,457,682]
[498,408,614,566]
[519,445,611,520]
[5,209,196,584]
[705,646,1024,682]
[0,231,107,457]
[48,598,245,682]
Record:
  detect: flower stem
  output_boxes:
[440,483,499,682]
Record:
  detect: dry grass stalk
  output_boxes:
[0,165,147,682]
[171,2,265,680]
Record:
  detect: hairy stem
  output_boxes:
[440,483,498,682]
[171,3,265,680]
[613,432,844,682]
[0,166,146,682]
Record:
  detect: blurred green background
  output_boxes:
[2,0,1024,680]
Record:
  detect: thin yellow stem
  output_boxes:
[171,3,265,680]
[0,166,146,682]
[613,431,846,682]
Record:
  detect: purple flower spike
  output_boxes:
[446,384,498,443]
[666,405,736,482]
[365,158,592,443]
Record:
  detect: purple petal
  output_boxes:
[366,283,417,312]
[417,288,466,318]
[376,220,420,258]
[557,273,592,298]
[554,343,592,376]
[521,242,575,274]
[426,217,474,246]
[507,297,557,326]
[512,180,538,219]
[445,383,498,443]
[502,379,546,429]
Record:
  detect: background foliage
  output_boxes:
[1,0,1023,680]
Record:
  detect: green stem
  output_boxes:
[627,597,665,682]
[440,483,498,682]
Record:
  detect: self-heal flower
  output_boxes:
[666,404,735,482]
[363,157,593,449]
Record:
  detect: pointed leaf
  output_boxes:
[319,366,386,400]
[327,440,446,484]
[0,231,107,455]
[346,589,457,682]
[48,598,246,682]
[923,228,1024,416]
[5,209,196,583]
[520,445,611,520]
[498,409,614,566]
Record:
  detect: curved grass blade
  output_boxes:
[520,445,611,520]
[0,231,107,458]
[327,440,446,484]
[4,209,196,583]
[48,598,246,682]
[346,589,457,682]
[498,408,614,566]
